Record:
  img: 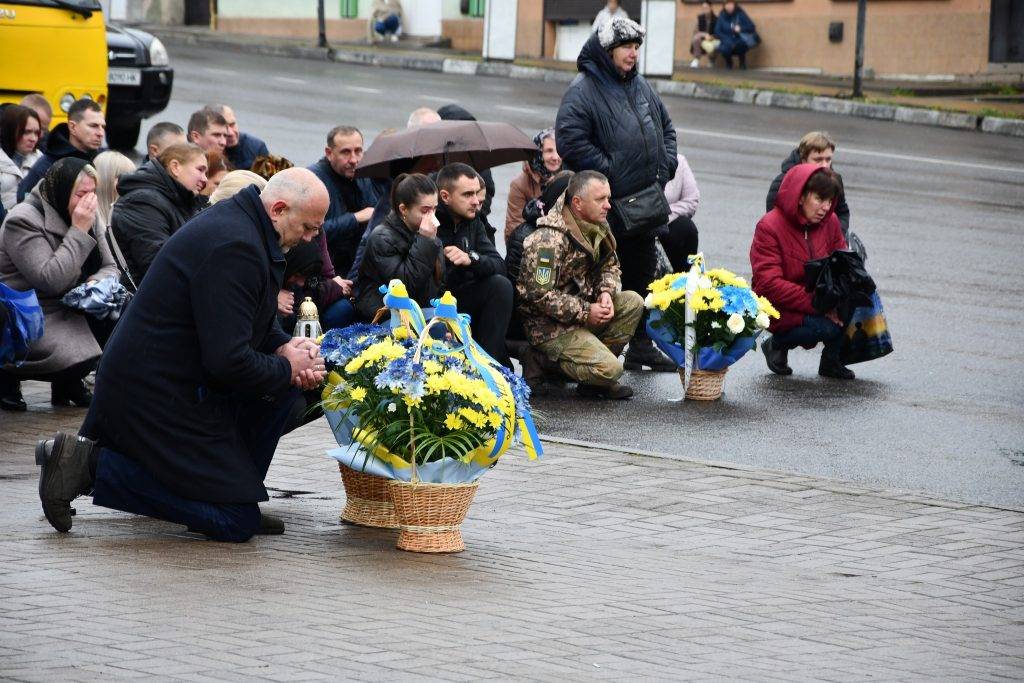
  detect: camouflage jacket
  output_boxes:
[515,196,622,346]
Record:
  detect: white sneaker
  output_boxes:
[689,58,699,68]
[389,34,398,42]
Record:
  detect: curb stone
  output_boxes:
[156,30,1024,138]
[980,116,1024,136]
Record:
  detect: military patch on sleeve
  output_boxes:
[534,247,555,288]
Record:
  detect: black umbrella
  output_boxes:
[356,120,536,179]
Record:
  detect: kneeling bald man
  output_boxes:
[37,168,330,542]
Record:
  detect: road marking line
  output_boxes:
[273,76,307,85]
[346,85,383,94]
[203,67,238,76]
[496,104,540,115]
[675,127,1024,175]
[418,94,452,103]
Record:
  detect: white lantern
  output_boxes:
[293,297,322,339]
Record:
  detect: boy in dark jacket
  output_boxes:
[436,163,511,367]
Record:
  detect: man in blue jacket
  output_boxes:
[35,168,329,542]
[210,103,269,171]
[309,126,384,276]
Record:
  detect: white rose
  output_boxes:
[727,313,745,334]
[387,402,397,413]
[644,292,655,308]
[756,311,770,329]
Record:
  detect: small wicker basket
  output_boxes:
[387,480,479,553]
[682,368,727,401]
[339,464,399,529]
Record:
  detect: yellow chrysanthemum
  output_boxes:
[692,287,725,312]
[392,326,410,340]
[647,272,682,293]
[444,413,464,430]
[706,268,747,288]
[459,407,488,428]
[423,360,443,375]
[349,386,367,402]
[756,295,781,319]
[403,395,421,408]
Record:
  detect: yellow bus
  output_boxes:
[0,0,107,128]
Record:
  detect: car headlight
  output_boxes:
[149,37,169,66]
[59,93,76,112]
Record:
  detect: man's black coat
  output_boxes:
[84,185,292,504]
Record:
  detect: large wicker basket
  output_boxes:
[339,464,399,528]
[386,480,479,553]
[681,368,727,401]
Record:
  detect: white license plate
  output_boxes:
[108,68,141,86]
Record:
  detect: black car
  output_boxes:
[105,24,174,150]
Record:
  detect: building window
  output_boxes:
[466,0,486,18]
[340,0,358,19]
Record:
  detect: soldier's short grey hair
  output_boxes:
[567,170,609,200]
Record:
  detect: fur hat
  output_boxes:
[598,17,645,51]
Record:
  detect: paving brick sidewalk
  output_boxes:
[1,381,1022,681]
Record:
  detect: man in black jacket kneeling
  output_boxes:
[436,163,512,367]
[34,168,330,542]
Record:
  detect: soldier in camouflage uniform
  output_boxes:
[516,171,643,399]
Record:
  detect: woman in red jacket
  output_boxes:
[750,164,855,379]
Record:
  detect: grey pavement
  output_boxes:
[1,384,1023,681]
[142,46,1024,508]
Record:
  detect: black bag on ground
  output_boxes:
[609,183,670,238]
[804,249,875,319]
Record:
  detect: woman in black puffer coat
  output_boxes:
[555,17,678,371]
[111,143,208,286]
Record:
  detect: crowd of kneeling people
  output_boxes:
[1,17,858,417]
[3,17,863,540]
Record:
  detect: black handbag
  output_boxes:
[804,249,875,319]
[610,183,671,238]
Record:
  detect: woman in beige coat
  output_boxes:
[0,158,119,411]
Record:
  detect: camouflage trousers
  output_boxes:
[536,291,644,386]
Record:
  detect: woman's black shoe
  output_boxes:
[51,380,93,408]
[819,354,855,380]
[0,375,26,411]
[1,390,27,411]
[762,338,792,376]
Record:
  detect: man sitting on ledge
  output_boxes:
[515,170,643,400]
[35,168,330,542]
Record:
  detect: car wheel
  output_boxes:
[106,119,142,151]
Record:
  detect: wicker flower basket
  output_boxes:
[338,464,399,529]
[681,368,727,401]
[386,479,479,553]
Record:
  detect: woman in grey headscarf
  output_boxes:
[503,127,563,240]
[0,157,118,410]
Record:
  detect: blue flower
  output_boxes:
[719,286,759,317]
[321,323,389,366]
[375,355,426,398]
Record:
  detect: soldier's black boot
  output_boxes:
[521,346,549,397]
[36,432,97,533]
[577,382,634,400]
[818,351,855,380]
[762,337,792,376]
[624,338,676,372]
